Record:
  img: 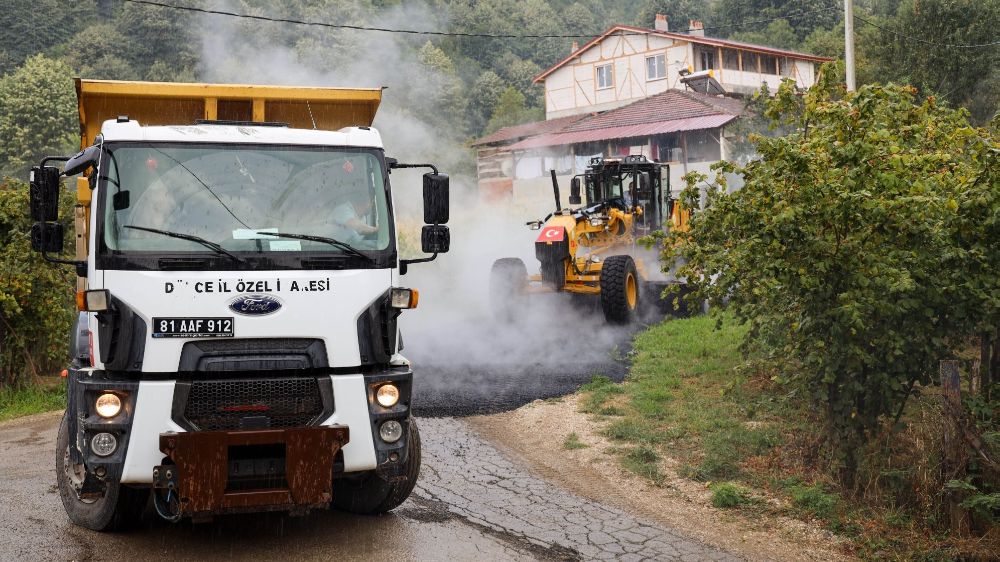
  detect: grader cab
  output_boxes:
[490,155,690,324]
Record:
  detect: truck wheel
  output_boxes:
[332,419,421,515]
[489,258,527,322]
[55,413,148,531]
[600,255,640,324]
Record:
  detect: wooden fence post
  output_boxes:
[940,359,970,535]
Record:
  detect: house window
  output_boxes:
[645,54,666,80]
[696,47,715,71]
[743,52,760,74]
[722,49,740,71]
[596,64,613,89]
[779,57,792,76]
[760,54,778,75]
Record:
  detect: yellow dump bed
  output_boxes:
[75,79,383,149]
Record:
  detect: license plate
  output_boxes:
[152,317,234,338]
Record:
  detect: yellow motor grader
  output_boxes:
[490,155,690,324]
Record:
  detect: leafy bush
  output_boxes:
[663,70,1000,484]
[0,179,76,387]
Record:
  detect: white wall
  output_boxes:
[545,34,692,119]
[544,32,821,118]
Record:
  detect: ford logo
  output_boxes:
[228,294,282,316]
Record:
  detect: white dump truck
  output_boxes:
[29,79,449,529]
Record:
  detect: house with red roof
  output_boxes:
[472,15,832,208]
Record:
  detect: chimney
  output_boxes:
[654,13,668,32]
[571,40,579,53]
[688,19,705,37]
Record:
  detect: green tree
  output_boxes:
[63,23,141,81]
[414,41,469,135]
[0,0,97,73]
[485,87,544,133]
[468,71,509,136]
[497,54,544,108]
[0,55,77,178]
[114,1,198,80]
[710,0,839,40]
[0,179,76,387]
[729,19,800,50]
[634,0,709,31]
[663,74,999,486]
[861,0,1000,124]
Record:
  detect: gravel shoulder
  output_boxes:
[469,395,854,562]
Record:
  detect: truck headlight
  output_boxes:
[376,384,400,408]
[95,393,122,418]
[91,432,118,457]
[379,420,403,443]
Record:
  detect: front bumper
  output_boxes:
[67,367,412,490]
[154,425,349,518]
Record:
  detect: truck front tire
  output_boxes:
[332,419,421,515]
[55,413,149,531]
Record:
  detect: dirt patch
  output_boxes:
[469,396,854,562]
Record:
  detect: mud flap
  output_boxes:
[154,426,349,519]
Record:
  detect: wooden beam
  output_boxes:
[204,97,217,120]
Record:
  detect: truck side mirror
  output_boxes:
[29,166,61,221]
[569,177,582,205]
[423,172,449,225]
[63,145,100,177]
[31,222,64,253]
[421,225,450,254]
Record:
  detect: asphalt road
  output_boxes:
[404,292,638,417]
[0,292,736,561]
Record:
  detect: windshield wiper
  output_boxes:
[258,232,375,264]
[124,225,245,263]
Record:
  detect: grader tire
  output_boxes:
[490,258,527,322]
[600,255,639,324]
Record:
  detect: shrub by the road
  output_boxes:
[662,69,999,487]
[0,179,76,388]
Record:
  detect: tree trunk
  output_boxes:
[940,360,970,535]
[989,325,999,401]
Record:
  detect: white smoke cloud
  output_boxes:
[194,2,640,385]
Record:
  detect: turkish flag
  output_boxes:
[536,226,565,243]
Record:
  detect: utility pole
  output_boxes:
[844,0,856,91]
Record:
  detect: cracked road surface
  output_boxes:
[415,418,739,561]
[1,412,738,561]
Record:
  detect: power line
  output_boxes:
[122,0,836,40]
[854,14,1000,49]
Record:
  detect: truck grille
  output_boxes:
[182,377,327,431]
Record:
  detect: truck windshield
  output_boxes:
[100,144,391,257]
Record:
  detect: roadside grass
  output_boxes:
[710,481,757,509]
[0,378,65,422]
[622,445,665,485]
[563,432,588,450]
[574,314,972,559]
[578,374,625,414]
